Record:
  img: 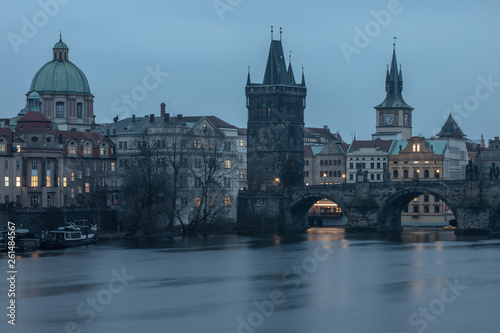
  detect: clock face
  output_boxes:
[404,114,409,126]
[384,115,394,126]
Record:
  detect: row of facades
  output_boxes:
[1,36,500,225]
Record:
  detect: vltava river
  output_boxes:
[2,228,500,333]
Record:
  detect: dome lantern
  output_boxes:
[53,32,69,61]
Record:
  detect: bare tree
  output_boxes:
[121,130,170,234]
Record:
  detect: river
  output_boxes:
[2,228,500,333]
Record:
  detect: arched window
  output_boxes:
[30,195,39,207]
[435,171,440,179]
[393,170,398,179]
[77,103,83,118]
[414,170,419,179]
[403,170,409,178]
[424,170,430,178]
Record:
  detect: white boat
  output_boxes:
[42,223,98,248]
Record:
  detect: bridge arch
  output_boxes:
[289,192,350,228]
[377,186,458,230]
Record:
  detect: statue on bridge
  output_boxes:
[466,160,480,180]
[489,162,500,179]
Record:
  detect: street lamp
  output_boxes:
[342,174,346,184]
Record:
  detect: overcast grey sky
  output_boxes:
[2,0,500,142]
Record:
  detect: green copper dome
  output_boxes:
[30,37,91,95]
[53,40,68,49]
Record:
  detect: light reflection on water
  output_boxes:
[2,228,500,333]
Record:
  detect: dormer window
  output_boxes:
[83,142,92,156]
[68,141,76,155]
[100,143,107,156]
[31,136,38,142]
[0,139,5,152]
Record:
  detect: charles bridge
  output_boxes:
[237,178,500,233]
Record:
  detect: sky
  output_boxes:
[2,0,500,142]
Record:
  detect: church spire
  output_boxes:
[375,39,412,109]
[287,51,296,85]
[301,65,306,86]
[262,27,299,85]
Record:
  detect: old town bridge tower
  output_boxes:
[246,28,307,192]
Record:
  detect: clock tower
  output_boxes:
[373,40,413,140]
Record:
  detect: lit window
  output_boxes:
[100,144,107,156]
[69,144,76,155]
[78,186,82,194]
[16,177,20,187]
[224,160,231,169]
[31,176,38,187]
[4,176,9,187]
[31,161,38,187]
[70,172,75,182]
[194,140,201,149]
[83,144,92,156]
[195,197,201,207]
[224,197,231,207]
[46,176,51,187]
[111,162,115,172]
[0,142,5,152]
[63,177,67,187]
[238,171,244,179]
[5,160,9,170]
[209,197,216,207]
[413,197,419,202]
[70,188,74,199]
[16,145,21,152]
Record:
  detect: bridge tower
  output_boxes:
[245,27,307,192]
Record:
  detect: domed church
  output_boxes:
[27,34,94,131]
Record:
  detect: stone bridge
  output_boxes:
[237,180,500,233]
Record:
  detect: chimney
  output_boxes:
[177,114,182,120]
[160,103,166,116]
[132,114,136,122]
[150,114,155,122]
[164,113,170,122]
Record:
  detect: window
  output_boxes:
[83,143,92,156]
[403,170,409,178]
[434,206,440,213]
[16,160,20,170]
[435,171,440,179]
[209,197,216,207]
[224,177,231,188]
[63,177,67,187]
[16,177,20,187]
[111,162,115,172]
[238,171,244,179]
[194,158,202,168]
[424,206,430,213]
[376,174,381,180]
[0,141,5,152]
[305,171,309,178]
[413,205,419,213]
[68,142,76,155]
[77,103,83,118]
[349,174,354,180]
[31,161,38,187]
[56,102,64,118]
[403,206,409,213]
[435,197,440,203]
[101,162,108,172]
[224,142,231,151]
[5,160,9,170]
[224,197,231,207]
[119,141,123,149]
[86,167,90,177]
[370,163,374,169]
[46,176,51,187]
[424,170,429,178]
[377,163,381,169]
[194,140,201,149]
[195,197,201,207]
[237,139,244,147]
[47,195,52,207]
[305,160,309,166]
[30,195,39,207]
[370,174,374,180]
[424,195,429,202]
[124,141,128,149]
[100,144,107,156]
[16,195,21,205]
[4,176,9,187]
[413,143,420,152]
[349,163,354,169]
[224,160,231,169]
[413,197,419,202]
[78,186,82,194]
[393,170,398,179]
[70,188,75,199]
[70,172,75,182]
[84,183,89,193]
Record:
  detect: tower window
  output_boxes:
[56,102,65,118]
[77,103,83,118]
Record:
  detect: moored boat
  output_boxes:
[42,223,98,248]
[1,229,41,252]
